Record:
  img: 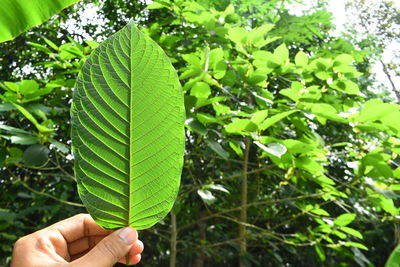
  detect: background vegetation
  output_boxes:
[1,0,400,266]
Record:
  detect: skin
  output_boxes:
[11,214,144,267]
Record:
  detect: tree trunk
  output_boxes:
[381,60,400,104]
[194,208,207,267]
[170,212,177,267]
[239,137,250,267]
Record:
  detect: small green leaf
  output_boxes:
[295,51,308,66]
[344,242,368,251]
[0,102,15,111]
[310,103,347,123]
[185,117,208,135]
[228,141,243,158]
[295,157,324,175]
[227,27,247,44]
[274,43,289,64]
[207,140,229,159]
[12,102,53,133]
[225,119,258,135]
[43,38,59,50]
[310,208,330,216]
[283,139,314,154]
[203,184,229,194]
[340,226,363,239]
[259,110,298,130]
[357,99,399,123]
[334,213,356,226]
[334,54,354,65]
[315,244,326,262]
[251,110,269,125]
[10,135,39,145]
[190,82,211,98]
[146,1,168,9]
[49,139,69,154]
[197,189,215,205]
[19,80,39,95]
[254,141,287,158]
[23,144,49,166]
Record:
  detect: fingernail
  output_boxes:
[118,227,135,245]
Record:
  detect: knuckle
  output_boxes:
[98,239,120,261]
[14,236,28,249]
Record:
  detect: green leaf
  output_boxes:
[206,140,229,159]
[385,244,400,267]
[190,82,211,98]
[251,110,269,125]
[315,244,326,262]
[10,135,39,145]
[344,242,368,251]
[197,189,216,205]
[295,51,308,66]
[334,54,354,65]
[146,1,168,9]
[334,213,356,226]
[71,22,185,230]
[225,119,258,135]
[310,103,347,123]
[0,124,31,135]
[259,110,298,130]
[0,102,15,112]
[227,27,247,44]
[228,141,243,158]
[185,117,207,135]
[19,80,39,95]
[310,208,330,216]
[274,43,289,64]
[357,99,399,123]
[11,103,53,133]
[203,184,229,194]
[49,138,69,154]
[340,226,363,239]
[295,156,324,175]
[0,0,82,43]
[283,139,314,154]
[254,141,287,158]
[23,144,49,166]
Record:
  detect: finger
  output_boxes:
[52,214,112,243]
[130,254,141,265]
[129,240,144,255]
[71,227,138,267]
[70,249,89,262]
[119,253,141,265]
[68,235,106,256]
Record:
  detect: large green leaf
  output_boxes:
[71,22,185,230]
[385,244,400,267]
[0,0,81,43]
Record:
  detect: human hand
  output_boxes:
[11,213,144,267]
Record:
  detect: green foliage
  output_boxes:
[0,0,82,43]
[71,22,185,230]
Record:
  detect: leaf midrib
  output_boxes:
[129,24,133,227]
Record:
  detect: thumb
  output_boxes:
[75,227,137,267]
